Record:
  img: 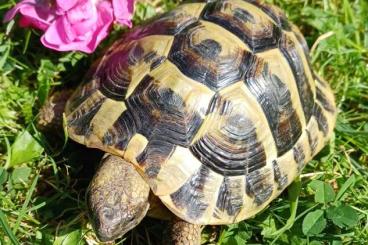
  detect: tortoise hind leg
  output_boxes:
[166,217,202,245]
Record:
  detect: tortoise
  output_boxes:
[39,0,337,243]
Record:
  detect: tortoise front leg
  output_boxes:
[37,89,74,132]
[167,217,202,245]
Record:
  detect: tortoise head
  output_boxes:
[86,154,150,242]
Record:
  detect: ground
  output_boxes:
[0,0,367,244]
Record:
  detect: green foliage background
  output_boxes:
[0,0,367,244]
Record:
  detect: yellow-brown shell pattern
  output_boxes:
[65,0,337,225]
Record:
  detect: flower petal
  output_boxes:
[41,2,113,53]
[3,0,35,22]
[4,0,55,30]
[41,17,71,49]
[66,0,98,36]
[19,15,49,30]
[112,0,134,27]
[85,1,114,52]
[56,0,79,11]
[66,0,96,24]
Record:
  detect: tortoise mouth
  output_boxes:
[94,226,128,242]
[89,206,128,242]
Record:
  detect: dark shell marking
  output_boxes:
[170,166,210,219]
[316,87,335,113]
[68,96,106,136]
[246,0,291,30]
[293,143,306,172]
[272,160,288,190]
[244,62,303,156]
[306,128,318,156]
[97,41,168,101]
[201,1,281,52]
[98,43,137,101]
[291,25,310,59]
[137,136,176,178]
[150,56,166,71]
[313,103,329,136]
[168,22,251,91]
[126,7,198,39]
[246,168,273,206]
[102,109,137,150]
[279,34,315,122]
[216,177,243,216]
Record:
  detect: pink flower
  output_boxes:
[4,0,134,53]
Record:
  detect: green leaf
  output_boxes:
[0,167,8,185]
[39,231,54,245]
[10,130,44,167]
[309,241,322,245]
[53,229,83,245]
[335,175,356,202]
[309,180,335,204]
[332,240,343,245]
[219,236,241,245]
[134,3,156,23]
[37,59,57,105]
[11,167,31,185]
[326,205,360,228]
[234,235,247,244]
[308,179,322,191]
[0,42,10,70]
[237,230,251,241]
[218,223,251,244]
[302,210,326,235]
[315,183,335,204]
[261,214,278,238]
[289,235,308,245]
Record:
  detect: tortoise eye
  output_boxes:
[101,207,115,221]
[127,215,135,222]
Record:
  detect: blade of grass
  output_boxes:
[22,30,31,54]
[2,135,12,169]
[0,209,20,245]
[270,176,301,237]
[334,175,356,203]
[12,174,39,235]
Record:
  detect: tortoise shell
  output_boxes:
[65,0,336,225]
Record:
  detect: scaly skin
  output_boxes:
[167,217,202,245]
[86,154,150,241]
[37,89,74,133]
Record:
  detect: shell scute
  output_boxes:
[245,168,274,206]
[126,3,205,40]
[216,177,243,217]
[246,0,291,30]
[168,21,251,91]
[170,165,210,220]
[201,0,281,52]
[279,33,315,121]
[190,84,268,177]
[244,61,303,156]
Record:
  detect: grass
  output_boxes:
[0,0,367,244]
